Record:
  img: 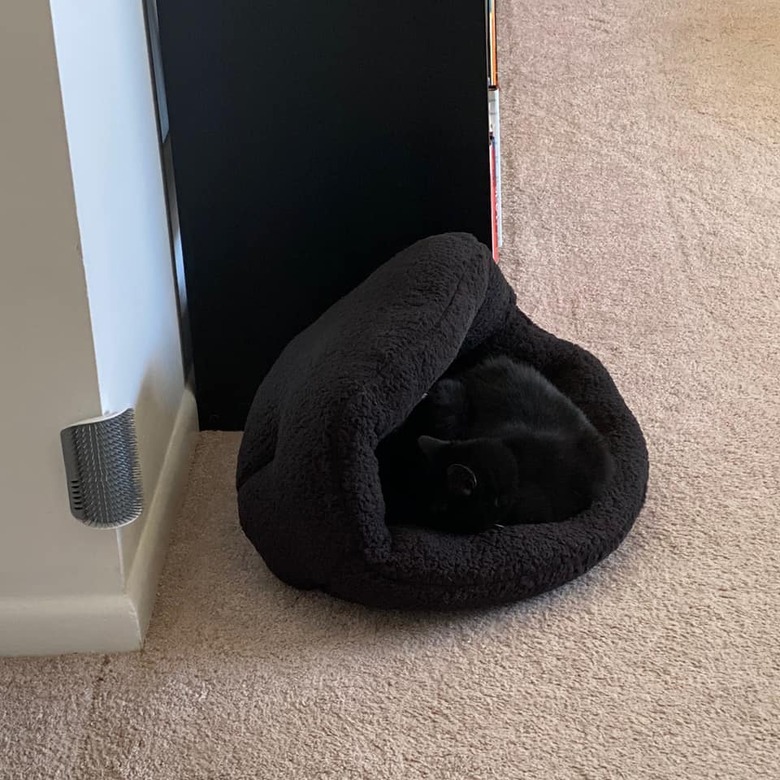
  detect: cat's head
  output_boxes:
[417,435,518,533]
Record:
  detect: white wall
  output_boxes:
[0,1,196,655]
[0,1,125,600]
[49,0,187,576]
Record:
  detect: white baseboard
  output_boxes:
[0,389,198,657]
[0,594,142,656]
[125,387,198,641]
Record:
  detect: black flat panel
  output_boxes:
[156,1,491,429]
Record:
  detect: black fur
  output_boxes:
[379,356,614,533]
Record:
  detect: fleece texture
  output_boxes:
[236,233,648,609]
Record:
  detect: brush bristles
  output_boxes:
[60,409,144,528]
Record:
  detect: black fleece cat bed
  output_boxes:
[237,233,648,610]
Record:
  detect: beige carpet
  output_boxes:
[2,1,779,777]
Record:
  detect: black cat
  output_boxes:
[378,355,613,533]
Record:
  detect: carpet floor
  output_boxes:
[2,1,778,777]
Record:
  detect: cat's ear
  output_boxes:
[417,435,449,459]
[446,463,478,497]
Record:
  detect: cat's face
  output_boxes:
[418,435,518,533]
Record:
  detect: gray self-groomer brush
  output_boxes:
[60,408,143,528]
